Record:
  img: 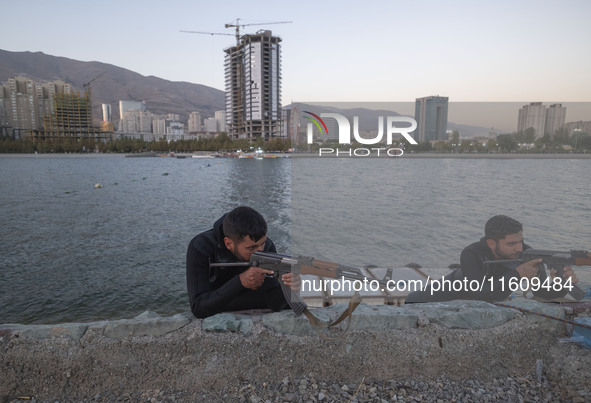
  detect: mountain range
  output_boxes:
[1,49,494,138]
[0,49,225,122]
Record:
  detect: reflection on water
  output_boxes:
[223,159,291,250]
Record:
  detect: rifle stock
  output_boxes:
[573,253,591,266]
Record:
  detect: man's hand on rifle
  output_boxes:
[281,273,301,291]
[516,258,543,279]
[239,267,274,290]
[516,260,579,283]
[550,265,579,283]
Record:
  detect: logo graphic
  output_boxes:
[305,113,417,145]
[303,111,328,141]
[303,111,418,157]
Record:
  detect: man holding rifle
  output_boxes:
[405,215,580,303]
[186,206,296,318]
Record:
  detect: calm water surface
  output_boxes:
[1,154,590,324]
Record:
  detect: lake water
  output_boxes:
[1,154,590,324]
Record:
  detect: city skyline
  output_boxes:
[303,101,590,134]
[1,0,590,107]
[2,74,589,137]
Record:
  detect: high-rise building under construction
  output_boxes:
[224,30,282,141]
[0,76,101,141]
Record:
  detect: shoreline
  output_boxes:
[290,152,591,159]
[1,152,591,159]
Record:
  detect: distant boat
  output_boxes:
[238,152,290,159]
[125,152,157,158]
[192,153,218,159]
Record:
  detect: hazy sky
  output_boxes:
[2,0,590,117]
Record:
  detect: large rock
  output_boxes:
[202,313,241,332]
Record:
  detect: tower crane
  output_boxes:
[180,18,292,46]
[224,18,292,45]
[82,71,105,140]
[82,71,105,106]
[83,71,105,92]
[179,30,234,39]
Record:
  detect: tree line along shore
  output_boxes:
[1,128,590,154]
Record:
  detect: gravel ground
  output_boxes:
[24,375,583,402]
[1,315,590,402]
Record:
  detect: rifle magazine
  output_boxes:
[280,282,307,316]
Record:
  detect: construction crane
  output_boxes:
[181,18,292,46]
[82,71,105,119]
[179,29,234,39]
[83,71,105,92]
[82,72,105,140]
[224,18,292,45]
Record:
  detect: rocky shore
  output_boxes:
[1,300,590,402]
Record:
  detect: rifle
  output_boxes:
[484,249,590,301]
[209,251,391,327]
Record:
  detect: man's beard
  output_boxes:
[494,245,520,259]
[231,245,249,262]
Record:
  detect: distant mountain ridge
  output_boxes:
[0,49,225,122]
[0,50,495,138]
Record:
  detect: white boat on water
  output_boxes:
[192,153,219,159]
[237,147,291,159]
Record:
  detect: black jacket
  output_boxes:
[186,214,288,318]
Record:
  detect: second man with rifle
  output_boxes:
[405,215,580,303]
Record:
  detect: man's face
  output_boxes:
[487,232,524,259]
[224,235,267,262]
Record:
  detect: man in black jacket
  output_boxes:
[186,206,293,318]
[405,215,578,303]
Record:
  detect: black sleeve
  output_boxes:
[186,235,246,318]
[459,246,517,302]
[186,237,288,318]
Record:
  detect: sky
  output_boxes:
[2,0,591,129]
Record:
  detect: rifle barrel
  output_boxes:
[483,259,523,265]
[209,262,250,267]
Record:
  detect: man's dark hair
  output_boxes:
[223,206,267,242]
[484,215,523,240]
